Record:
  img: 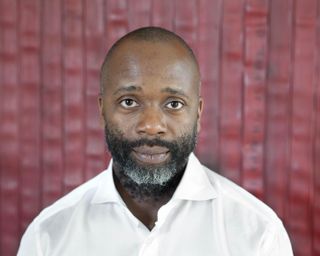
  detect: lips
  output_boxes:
[132,145,170,165]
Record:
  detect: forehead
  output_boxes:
[103,40,200,93]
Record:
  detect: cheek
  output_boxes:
[167,112,198,135]
[102,100,123,125]
[104,111,138,136]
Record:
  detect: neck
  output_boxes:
[112,163,185,230]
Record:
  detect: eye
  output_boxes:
[120,98,139,108]
[166,101,184,110]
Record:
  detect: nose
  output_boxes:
[136,106,167,136]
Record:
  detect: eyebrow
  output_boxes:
[113,85,142,95]
[113,85,190,99]
[161,87,190,99]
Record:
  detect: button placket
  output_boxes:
[138,201,179,256]
[138,230,160,256]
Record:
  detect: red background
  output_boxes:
[0,0,319,255]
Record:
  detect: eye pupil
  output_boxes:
[125,99,133,106]
[171,101,179,108]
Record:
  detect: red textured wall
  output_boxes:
[0,0,319,255]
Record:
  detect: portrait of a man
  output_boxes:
[17,27,293,256]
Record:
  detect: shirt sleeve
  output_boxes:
[17,222,42,256]
[260,221,293,256]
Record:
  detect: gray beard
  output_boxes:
[121,158,183,186]
[105,124,197,198]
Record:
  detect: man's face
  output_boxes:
[99,39,203,187]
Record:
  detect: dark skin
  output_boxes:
[98,39,203,230]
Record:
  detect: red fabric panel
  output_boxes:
[128,0,152,30]
[174,0,198,53]
[18,0,42,233]
[265,0,293,220]
[84,0,108,180]
[241,0,268,199]
[314,7,320,252]
[62,0,86,192]
[0,1,20,255]
[196,0,222,169]
[105,0,129,50]
[287,0,317,254]
[265,0,293,219]
[0,1,319,255]
[41,0,64,207]
[314,46,320,255]
[219,0,244,184]
[151,0,174,30]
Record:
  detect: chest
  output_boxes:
[42,201,263,256]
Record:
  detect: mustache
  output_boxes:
[122,138,175,149]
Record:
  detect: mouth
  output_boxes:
[131,145,170,165]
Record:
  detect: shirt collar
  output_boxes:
[91,153,217,204]
[172,153,217,201]
[91,159,125,205]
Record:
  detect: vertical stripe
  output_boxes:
[84,0,107,180]
[128,0,152,30]
[313,3,320,253]
[62,0,86,192]
[287,0,317,254]
[174,0,198,53]
[219,0,244,184]
[313,15,320,251]
[196,0,222,171]
[242,0,268,199]
[151,0,174,30]
[41,0,64,207]
[18,0,42,233]
[265,0,293,219]
[104,0,129,51]
[0,0,20,255]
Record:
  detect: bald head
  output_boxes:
[100,27,200,94]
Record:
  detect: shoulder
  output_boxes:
[30,170,107,230]
[17,171,108,255]
[201,165,293,255]
[202,165,279,223]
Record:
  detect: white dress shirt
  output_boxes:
[18,153,293,256]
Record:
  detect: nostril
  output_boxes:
[136,109,167,136]
[137,122,167,136]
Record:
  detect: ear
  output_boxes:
[197,97,204,133]
[98,95,106,128]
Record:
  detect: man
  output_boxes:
[18,27,293,255]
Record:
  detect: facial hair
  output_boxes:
[104,124,197,198]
